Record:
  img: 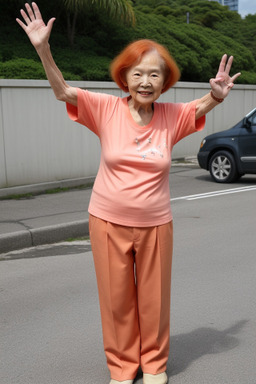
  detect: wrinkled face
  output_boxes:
[125,50,166,107]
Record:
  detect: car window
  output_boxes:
[248,114,256,125]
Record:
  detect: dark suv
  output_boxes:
[197,108,256,183]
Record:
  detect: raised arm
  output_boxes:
[16,2,77,105]
[195,54,241,120]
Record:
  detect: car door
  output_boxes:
[238,111,256,172]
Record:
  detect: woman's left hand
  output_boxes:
[210,54,241,99]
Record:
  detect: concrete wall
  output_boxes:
[1,79,256,189]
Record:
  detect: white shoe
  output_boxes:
[109,380,134,384]
[143,372,168,384]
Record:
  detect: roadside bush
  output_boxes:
[0,58,46,79]
[55,52,111,81]
[0,58,81,80]
[238,71,256,85]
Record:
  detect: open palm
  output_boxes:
[16,2,55,50]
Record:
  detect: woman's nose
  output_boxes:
[141,75,150,86]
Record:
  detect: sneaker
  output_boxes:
[143,372,168,384]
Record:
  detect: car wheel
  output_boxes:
[209,150,239,183]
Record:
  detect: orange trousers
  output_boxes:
[89,215,173,381]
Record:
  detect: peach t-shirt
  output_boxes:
[67,88,205,227]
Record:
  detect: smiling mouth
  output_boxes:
[138,91,153,95]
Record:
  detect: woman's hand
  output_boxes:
[210,54,241,99]
[16,2,55,51]
[16,2,77,105]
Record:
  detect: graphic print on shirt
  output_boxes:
[134,136,168,160]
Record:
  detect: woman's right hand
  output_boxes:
[16,2,55,51]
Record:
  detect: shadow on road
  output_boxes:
[195,174,256,184]
[168,320,247,376]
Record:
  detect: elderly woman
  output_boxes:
[17,3,240,384]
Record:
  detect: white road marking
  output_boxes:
[171,185,256,201]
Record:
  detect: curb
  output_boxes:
[0,177,95,198]
[0,220,89,254]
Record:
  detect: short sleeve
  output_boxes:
[66,88,118,137]
[172,99,205,146]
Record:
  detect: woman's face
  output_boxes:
[125,50,166,108]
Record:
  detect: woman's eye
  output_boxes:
[151,74,158,78]
[134,73,140,77]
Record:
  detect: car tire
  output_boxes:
[209,150,239,183]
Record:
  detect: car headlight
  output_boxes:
[200,139,206,149]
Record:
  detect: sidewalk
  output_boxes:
[0,186,92,254]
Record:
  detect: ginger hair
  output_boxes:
[110,39,180,94]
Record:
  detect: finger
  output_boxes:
[16,17,27,31]
[47,18,56,33]
[215,76,226,82]
[25,2,36,21]
[209,78,220,89]
[210,77,221,85]
[19,8,31,25]
[231,72,241,83]
[32,2,43,20]
[217,54,227,73]
[224,55,233,74]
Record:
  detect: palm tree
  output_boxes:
[63,0,135,46]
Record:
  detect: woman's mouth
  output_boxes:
[138,91,152,96]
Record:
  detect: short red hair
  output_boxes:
[110,39,180,94]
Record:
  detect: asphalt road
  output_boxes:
[1,168,256,384]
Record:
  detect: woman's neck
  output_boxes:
[128,98,154,126]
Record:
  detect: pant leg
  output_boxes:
[89,215,140,381]
[134,221,173,374]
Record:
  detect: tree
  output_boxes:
[63,0,135,46]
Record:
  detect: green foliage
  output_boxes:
[63,0,135,25]
[1,0,256,83]
[129,9,255,83]
[0,58,47,79]
[56,53,111,81]
[239,71,256,85]
[0,58,80,80]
